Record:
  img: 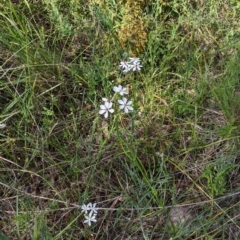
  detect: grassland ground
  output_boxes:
[0,0,240,239]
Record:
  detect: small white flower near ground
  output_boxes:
[81,202,99,226]
[87,202,99,215]
[98,56,141,118]
[118,97,133,113]
[113,85,128,96]
[81,204,90,214]
[131,61,142,71]
[99,101,114,118]
[119,61,130,72]
[83,212,97,226]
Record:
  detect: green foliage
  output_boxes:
[211,55,240,121]
[201,157,235,197]
[0,0,240,239]
[0,231,11,240]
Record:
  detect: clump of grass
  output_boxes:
[1,0,240,239]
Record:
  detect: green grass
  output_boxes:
[1,0,240,239]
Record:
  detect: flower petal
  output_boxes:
[100,105,106,110]
[104,111,109,118]
[102,102,107,108]
[113,85,121,92]
[118,99,124,105]
[122,97,127,104]
[108,102,113,108]
[99,109,105,115]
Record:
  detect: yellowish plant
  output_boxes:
[117,0,147,54]
[90,0,148,54]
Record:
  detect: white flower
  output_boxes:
[118,97,133,113]
[87,202,99,215]
[99,101,114,118]
[131,61,142,71]
[119,61,130,72]
[83,212,97,226]
[81,204,90,214]
[122,67,131,73]
[113,85,128,95]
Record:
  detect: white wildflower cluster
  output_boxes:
[119,57,142,73]
[81,202,99,227]
[99,85,133,118]
[99,57,142,119]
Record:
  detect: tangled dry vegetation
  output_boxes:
[0,0,240,239]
